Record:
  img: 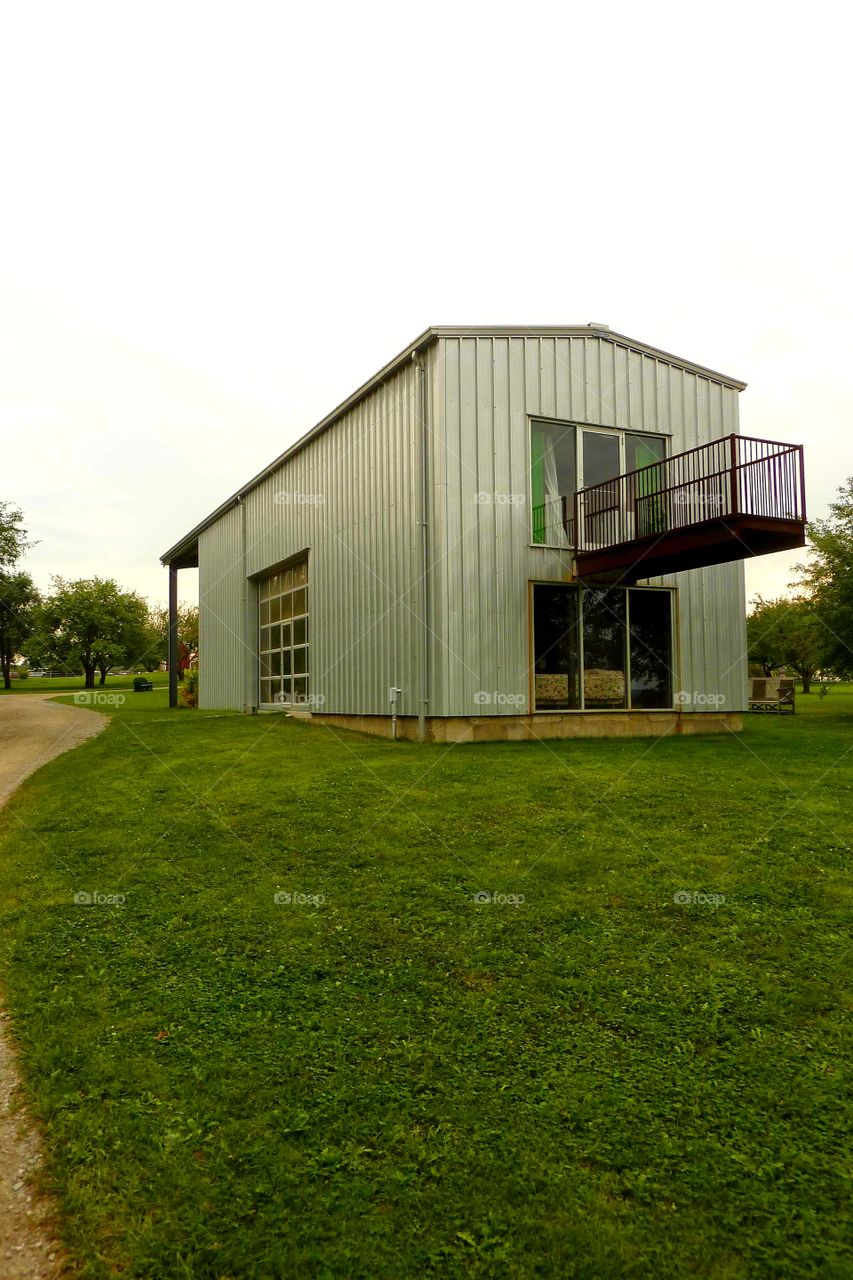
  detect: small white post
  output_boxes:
[389,686,403,740]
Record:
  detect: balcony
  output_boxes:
[570,434,806,583]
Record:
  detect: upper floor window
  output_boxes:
[531,420,666,547]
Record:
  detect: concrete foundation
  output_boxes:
[311,710,743,743]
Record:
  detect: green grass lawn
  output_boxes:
[0,690,850,1278]
[0,671,170,694]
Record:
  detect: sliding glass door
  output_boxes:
[581,587,627,708]
[578,429,622,549]
[533,584,581,709]
[627,588,673,707]
[532,583,673,711]
[626,433,667,539]
[530,420,668,548]
[578,430,668,546]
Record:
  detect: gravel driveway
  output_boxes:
[0,694,107,1278]
[0,693,106,805]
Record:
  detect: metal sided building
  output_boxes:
[161,325,806,742]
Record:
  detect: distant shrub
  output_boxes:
[16,666,29,680]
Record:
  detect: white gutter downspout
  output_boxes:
[237,493,250,714]
[412,350,430,743]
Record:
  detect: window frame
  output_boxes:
[257,554,310,710]
[528,417,672,550]
[529,579,677,712]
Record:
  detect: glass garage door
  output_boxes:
[258,559,309,707]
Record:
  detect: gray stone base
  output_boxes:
[311,711,743,743]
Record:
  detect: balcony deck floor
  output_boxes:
[575,515,806,584]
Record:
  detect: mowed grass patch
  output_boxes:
[0,671,170,695]
[0,691,849,1277]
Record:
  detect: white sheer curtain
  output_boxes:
[542,440,570,547]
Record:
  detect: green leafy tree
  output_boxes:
[793,477,853,675]
[177,604,199,677]
[33,578,151,688]
[142,606,167,671]
[0,500,34,568]
[146,603,199,677]
[747,595,823,692]
[95,635,136,685]
[746,597,787,676]
[0,572,40,688]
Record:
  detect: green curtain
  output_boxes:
[633,438,667,537]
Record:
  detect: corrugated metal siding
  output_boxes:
[198,330,747,719]
[198,350,436,714]
[676,563,748,712]
[198,504,246,710]
[431,334,746,716]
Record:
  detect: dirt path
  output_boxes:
[0,694,107,1278]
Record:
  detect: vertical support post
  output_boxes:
[168,562,178,708]
[573,490,581,556]
[239,496,253,714]
[728,434,739,518]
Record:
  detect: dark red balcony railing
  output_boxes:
[571,434,806,582]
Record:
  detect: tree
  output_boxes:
[0,500,34,569]
[177,604,199,677]
[95,636,133,686]
[746,595,823,693]
[746,598,787,676]
[0,572,40,689]
[777,604,824,694]
[33,578,151,688]
[793,477,853,675]
[146,602,199,677]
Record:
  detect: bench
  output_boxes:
[133,677,154,692]
[748,677,795,713]
[583,667,626,708]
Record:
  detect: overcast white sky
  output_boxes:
[2,2,850,609]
